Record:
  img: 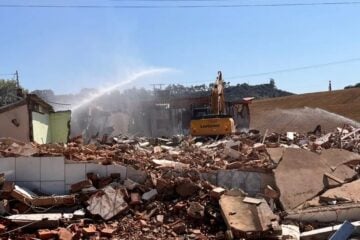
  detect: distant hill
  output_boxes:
[159,81,293,102]
[33,81,294,111]
[224,83,293,101]
[344,82,360,89]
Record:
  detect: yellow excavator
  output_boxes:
[190,71,236,136]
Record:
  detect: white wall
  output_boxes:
[0,157,271,196]
[0,157,128,195]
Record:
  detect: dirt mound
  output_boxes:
[250,88,360,133]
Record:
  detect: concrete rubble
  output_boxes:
[0,124,359,239]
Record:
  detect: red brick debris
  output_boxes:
[0,124,358,239]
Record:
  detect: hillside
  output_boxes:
[250,88,360,133]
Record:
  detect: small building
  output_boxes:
[0,94,71,144]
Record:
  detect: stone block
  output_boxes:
[86,163,107,177]
[16,157,41,181]
[201,171,217,185]
[40,181,65,195]
[217,170,234,189]
[0,157,15,181]
[244,172,261,194]
[65,163,86,184]
[41,157,65,181]
[231,171,246,190]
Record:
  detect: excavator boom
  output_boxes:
[190,71,235,136]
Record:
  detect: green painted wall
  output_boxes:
[32,112,51,144]
[32,111,71,144]
[49,111,71,143]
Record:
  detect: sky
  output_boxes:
[0,0,360,95]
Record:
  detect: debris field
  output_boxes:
[0,125,359,239]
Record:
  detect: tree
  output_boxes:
[0,79,26,106]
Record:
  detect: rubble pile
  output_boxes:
[0,134,276,171]
[0,125,359,239]
[0,167,243,239]
[264,125,360,153]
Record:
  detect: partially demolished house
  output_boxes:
[0,93,71,144]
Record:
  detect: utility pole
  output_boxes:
[15,70,19,88]
[328,80,332,92]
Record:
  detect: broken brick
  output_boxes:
[97,176,113,189]
[130,192,141,205]
[140,219,148,227]
[58,228,73,240]
[210,187,226,200]
[1,181,14,193]
[0,224,6,233]
[172,222,186,234]
[87,172,99,186]
[175,178,200,197]
[82,224,97,236]
[101,227,116,238]
[187,202,204,219]
[37,229,58,240]
[156,215,164,225]
[70,180,92,193]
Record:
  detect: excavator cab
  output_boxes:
[190,71,235,136]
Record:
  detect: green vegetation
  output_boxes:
[344,83,360,89]
[0,79,26,107]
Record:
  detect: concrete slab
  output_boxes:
[0,157,15,181]
[320,149,360,167]
[321,179,360,202]
[40,181,65,195]
[274,148,329,210]
[86,163,107,177]
[65,163,86,184]
[126,166,147,184]
[16,157,41,181]
[219,191,278,237]
[330,165,356,183]
[266,148,284,164]
[107,164,127,180]
[320,149,358,182]
[41,157,65,181]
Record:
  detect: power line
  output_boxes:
[160,57,360,85]
[0,73,16,76]
[111,0,254,1]
[226,57,360,80]
[1,1,360,8]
